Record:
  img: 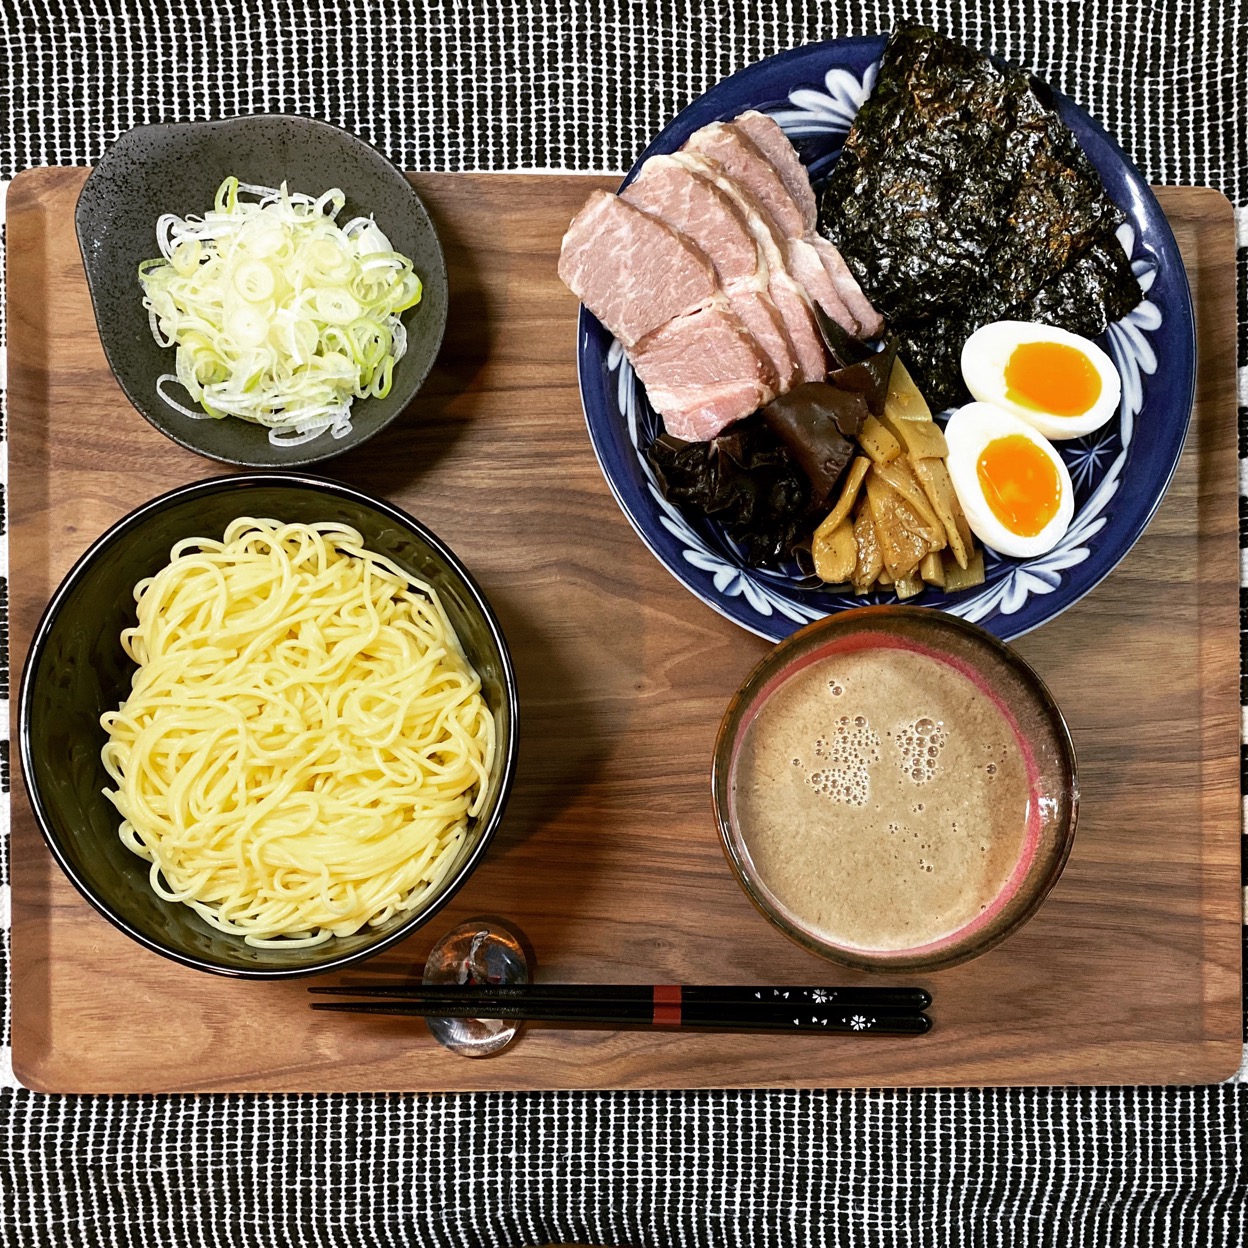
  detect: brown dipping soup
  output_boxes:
[716,611,1077,971]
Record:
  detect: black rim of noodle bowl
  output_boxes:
[19,473,518,978]
[75,114,449,468]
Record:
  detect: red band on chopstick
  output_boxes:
[653,984,682,1026]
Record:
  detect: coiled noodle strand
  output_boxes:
[100,518,495,947]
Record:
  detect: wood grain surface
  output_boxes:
[5,170,1241,1092]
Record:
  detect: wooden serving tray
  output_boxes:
[6,170,1241,1092]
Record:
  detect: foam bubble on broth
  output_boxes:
[731,644,1033,952]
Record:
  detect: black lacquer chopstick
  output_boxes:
[309,997,930,1034]
[309,984,932,1011]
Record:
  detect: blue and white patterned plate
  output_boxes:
[575,34,1195,642]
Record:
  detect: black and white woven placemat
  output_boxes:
[1,2,1246,1244]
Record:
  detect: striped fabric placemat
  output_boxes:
[0,2,1244,1244]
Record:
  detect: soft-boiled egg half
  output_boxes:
[945,402,1075,559]
[961,321,1121,440]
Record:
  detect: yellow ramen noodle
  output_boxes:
[100,518,496,946]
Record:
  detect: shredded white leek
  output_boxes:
[139,176,423,446]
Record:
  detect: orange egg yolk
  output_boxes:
[1004,340,1102,416]
[976,435,1062,537]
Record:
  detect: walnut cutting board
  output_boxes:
[5,170,1241,1092]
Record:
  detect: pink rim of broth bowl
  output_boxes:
[711,606,1079,973]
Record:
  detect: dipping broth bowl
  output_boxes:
[712,606,1078,973]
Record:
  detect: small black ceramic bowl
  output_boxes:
[20,474,517,978]
[75,114,448,468]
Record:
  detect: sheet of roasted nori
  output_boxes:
[646,417,812,566]
[819,24,1142,411]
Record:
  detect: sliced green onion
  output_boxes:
[139,177,422,445]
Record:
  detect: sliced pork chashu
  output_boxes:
[622,156,797,390]
[682,121,854,331]
[736,110,887,339]
[558,114,885,444]
[733,110,820,230]
[671,151,828,384]
[630,305,775,442]
[560,188,779,440]
[557,191,718,348]
[684,117,883,338]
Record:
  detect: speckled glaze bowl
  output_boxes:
[20,474,517,979]
[75,114,448,468]
[712,606,1078,973]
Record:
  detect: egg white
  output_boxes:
[944,402,1075,559]
[961,320,1121,440]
